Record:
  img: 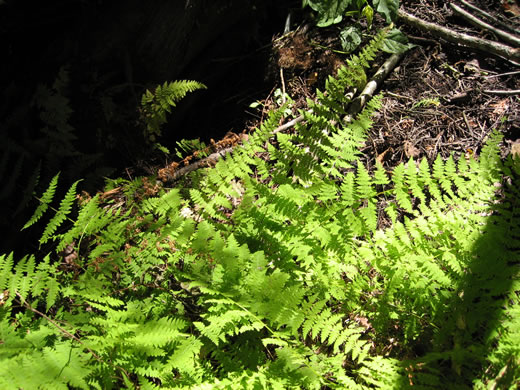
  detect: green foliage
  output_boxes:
[381,28,415,54]
[303,0,349,27]
[372,0,398,23]
[141,80,207,143]
[301,0,400,26]
[22,173,60,231]
[303,0,377,27]
[2,33,519,389]
[303,0,406,54]
[175,138,209,159]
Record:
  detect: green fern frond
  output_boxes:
[40,179,81,244]
[0,252,14,292]
[141,80,206,142]
[0,340,93,390]
[22,173,60,230]
[391,164,413,213]
[0,252,60,312]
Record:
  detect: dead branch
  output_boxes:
[447,88,520,103]
[485,70,520,78]
[161,116,306,181]
[458,0,519,35]
[450,3,520,47]
[398,9,520,63]
[347,52,405,116]
[483,89,520,96]
[159,52,405,183]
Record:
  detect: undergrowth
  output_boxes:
[1,30,519,389]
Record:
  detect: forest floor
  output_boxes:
[199,0,520,181]
[371,0,520,167]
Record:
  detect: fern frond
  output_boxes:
[0,340,92,390]
[6,29,519,389]
[22,173,60,230]
[40,179,81,244]
[374,160,390,185]
[1,252,60,312]
[0,252,14,292]
[391,164,413,213]
[141,80,206,142]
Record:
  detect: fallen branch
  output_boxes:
[483,89,520,96]
[450,3,520,47]
[446,88,520,103]
[458,0,518,35]
[485,70,520,78]
[160,116,305,182]
[347,52,405,116]
[159,52,406,183]
[398,9,520,63]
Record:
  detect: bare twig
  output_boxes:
[398,9,520,63]
[447,88,520,103]
[347,52,405,116]
[386,91,415,100]
[485,70,520,78]
[462,111,472,132]
[450,3,520,47]
[280,68,287,105]
[483,89,520,96]
[448,89,520,103]
[272,115,305,134]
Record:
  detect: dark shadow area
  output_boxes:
[0,0,299,254]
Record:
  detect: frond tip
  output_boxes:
[22,173,60,230]
[141,80,207,142]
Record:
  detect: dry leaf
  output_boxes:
[376,148,392,164]
[511,140,520,159]
[404,141,420,158]
[490,98,509,117]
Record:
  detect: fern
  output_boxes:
[39,179,81,244]
[2,32,519,389]
[141,80,207,142]
[22,172,60,230]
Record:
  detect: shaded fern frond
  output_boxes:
[141,80,207,142]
